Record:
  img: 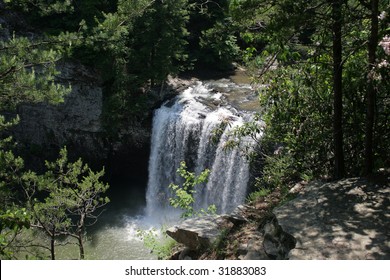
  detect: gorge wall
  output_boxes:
[9,62,155,176]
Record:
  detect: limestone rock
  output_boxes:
[166,215,229,250]
[9,61,152,169]
[223,205,248,226]
[11,62,109,160]
[273,178,390,259]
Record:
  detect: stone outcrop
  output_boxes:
[167,177,389,260]
[274,178,390,260]
[166,203,297,260]
[166,215,233,250]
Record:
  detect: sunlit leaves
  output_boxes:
[0,35,71,110]
[168,161,214,218]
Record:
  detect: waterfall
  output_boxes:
[146,81,256,218]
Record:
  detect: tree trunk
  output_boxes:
[50,233,55,260]
[78,234,85,260]
[332,0,345,179]
[364,0,378,175]
[78,213,86,260]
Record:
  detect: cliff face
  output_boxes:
[14,63,105,156]
[9,62,151,175]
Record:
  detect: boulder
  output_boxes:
[166,215,231,250]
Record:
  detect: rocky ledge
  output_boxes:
[166,176,390,260]
[275,177,389,259]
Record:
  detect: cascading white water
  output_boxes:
[146,81,256,217]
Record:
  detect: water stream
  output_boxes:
[146,80,257,216]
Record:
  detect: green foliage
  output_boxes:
[226,61,330,191]
[20,147,110,259]
[42,147,110,210]
[0,36,71,110]
[0,118,32,259]
[199,19,240,69]
[72,0,191,131]
[231,0,389,196]
[0,135,110,259]
[127,0,190,85]
[0,208,30,259]
[0,2,73,254]
[211,228,229,258]
[136,227,177,260]
[247,187,271,202]
[187,0,241,70]
[4,0,74,16]
[209,120,228,144]
[168,161,216,218]
[0,0,116,260]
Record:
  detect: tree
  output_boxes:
[22,148,109,260]
[364,0,379,175]
[231,0,347,179]
[0,36,71,111]
[124,0,190,86]
[188,0,241,70]
[0,4,70,258]
[84,0,188,132]
[26,182,72,260]
[0,208,30,259]
[229,0,389,188]
[46,148,109,260]
[0,0,110,259]
[331,0,345,179]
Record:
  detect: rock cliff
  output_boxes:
[7,62,150,174]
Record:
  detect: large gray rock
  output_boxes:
[274,178,390,259]
[166,215,230,250]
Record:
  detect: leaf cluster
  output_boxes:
[136,227,177,260]
[168,161,215,218]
